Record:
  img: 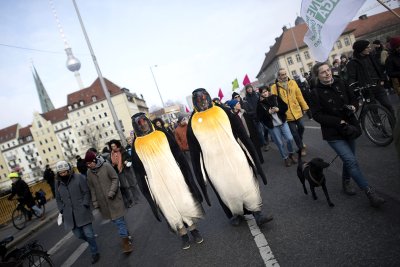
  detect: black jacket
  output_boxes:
[256,95,288,129]
[385,51,400,79]
[310,79,360,141]
[346,55,385,86]
[8,179,35,208]
[43,168,55,184]
[243,92,260,120]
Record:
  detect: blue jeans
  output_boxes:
[268,123,295,159]
[72,223,98,256]
[112,217,129,238]
[288,118,305,150]
[327,139,369,189]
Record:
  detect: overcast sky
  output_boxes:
[0,0,395,129]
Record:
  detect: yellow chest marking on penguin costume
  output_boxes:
[192,106,232,135]
[134,130,169,157]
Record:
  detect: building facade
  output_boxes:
[0,77,148,189]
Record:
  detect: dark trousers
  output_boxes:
[288,118,305,150]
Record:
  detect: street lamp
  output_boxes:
[149,65,166,108]
[71,0,126,146]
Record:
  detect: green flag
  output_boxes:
[232,78,239,91]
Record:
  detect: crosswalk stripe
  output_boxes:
[61,242,88,267]
[245,215,280,267]
[47,231,73,255]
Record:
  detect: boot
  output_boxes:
[190,229,204,244]
[365,187,386,208]
[342,179,356,196]
[229,215,242,226]
[289,153,297,164]
[181,234,190,250]
[122,237,133,254]
[91,253,100,264]
[284,158,292,167]
[253,211,273,226]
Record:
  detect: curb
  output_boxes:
[7,211,59,249]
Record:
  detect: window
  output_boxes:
[36,152,39,156]
[107,122,111,126]
[81,140,85,145]
[72,139,75,144]
[101,103,104,108]
[50,137,53,142]
[96,105,99,110]
[75,148,79,152]
[336,40,342,49]
[99,134,103,138]
[39,161,42,165]
[96,125,99,130]
[42,150,46,154]
[55,125,58,130]
[110,130,114,134]
[287,56,293,65]
[105,132,109,137]
[78,132,81,136]
[104,112,108,117]
[344,37,350,46]
[48,148,51,152]
[300,67,305,74]
[80,121,84,126]
[86,119,90,123]
[92,96,97,102]
[46,158,49,163]
[80,100,84,106]
[68,105,72,111]
[99,114,102,119]
[307,62,313,71]
[39,141,43,145]
[90,107,93,112]
[74,103,78,108]
[57,154,60,159]
[295,54,301,62]
[53,145,56,149]
[291,70,297,76]
[304,51,310,59]
[37,121,42,128]
[45,139,48,144]
[93,116,96,121]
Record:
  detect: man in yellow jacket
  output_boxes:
[271,68,309,156]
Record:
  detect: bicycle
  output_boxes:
[0,236,54,267]
[11,195,46,231]
[349,82,396,146]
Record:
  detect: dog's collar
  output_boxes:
[303,163,325,186]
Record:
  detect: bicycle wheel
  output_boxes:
[31,203,45,219]
[12,208,27,230]
[18,250,54,267]
[361,104,395,146]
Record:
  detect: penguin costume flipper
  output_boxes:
[131,139,162,222]
[187,115,211,206]
[223,107,268,185]
[162,128,204,204]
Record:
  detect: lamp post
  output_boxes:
[149,65,166,108]
[71,0,126,146]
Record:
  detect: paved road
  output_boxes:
[3,118,400,267]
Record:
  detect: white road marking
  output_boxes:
[47,231,73,255]
[305,126,321,129]
[60,242,88,267]
[245,215,280,267]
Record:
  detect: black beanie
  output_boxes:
[352,40,370,54]
[232,92,240,99]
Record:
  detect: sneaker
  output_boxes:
[284,158,292,167]
[91,253,100,264]
[190,229,204,244]
[365,187,386,208]
[181,234,190,250]
[342,179,356,196]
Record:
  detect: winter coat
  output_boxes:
[43,168,55,184]
[385,52,400,79]
[346,55,385,86]
[86,162,126,220]
[55,173,93,231]
[243,92,260,120]
[271,79,309,121]
[256,95,288,129]
[76,158,88,175]
[174,124,189,151]
[8,179,35,208]
[310,79,360,141]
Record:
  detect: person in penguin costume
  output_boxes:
[187,88,273,227]
[130,112,205,250]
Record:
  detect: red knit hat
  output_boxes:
[84,151,97,163]
[390,36,400,49]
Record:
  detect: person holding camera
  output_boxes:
[84,151,133,254]
[310,62,385,208]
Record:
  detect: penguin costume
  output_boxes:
[130,112,205,249]
[187,88,272,227]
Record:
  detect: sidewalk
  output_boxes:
[0,198,59,248]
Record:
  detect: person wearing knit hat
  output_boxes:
[347,39,395,116]
[386,36,400,96]
[85,149,134,254]
[228,99,239,110]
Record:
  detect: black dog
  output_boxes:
[297,150,334,207]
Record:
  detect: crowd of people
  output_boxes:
[6,36,399,264]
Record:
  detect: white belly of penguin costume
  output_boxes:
[191,106,262,215]
[135,131,203,231]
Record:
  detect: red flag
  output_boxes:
[185,106,190,113]
[243,74,251,86]
[218,88,224,100]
